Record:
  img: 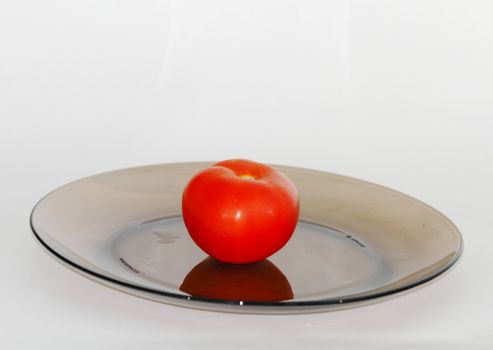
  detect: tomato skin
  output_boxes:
[182,159,300,264]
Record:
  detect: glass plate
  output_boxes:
[30,162,462,314]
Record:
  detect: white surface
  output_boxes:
[1,1,492,348]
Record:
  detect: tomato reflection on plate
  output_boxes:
[179,257,293,302]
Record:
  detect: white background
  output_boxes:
[1,1,492,348]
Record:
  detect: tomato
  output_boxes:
[181,159,300,264]
[180,257,293,301]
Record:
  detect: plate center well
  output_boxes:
[111,217,392,301]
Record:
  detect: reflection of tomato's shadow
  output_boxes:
[180,257,293,302]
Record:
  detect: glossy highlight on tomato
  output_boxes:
[181,159,300,264]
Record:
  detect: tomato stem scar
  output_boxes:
[239,174,256,181]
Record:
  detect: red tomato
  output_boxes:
[181,159,300,264]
